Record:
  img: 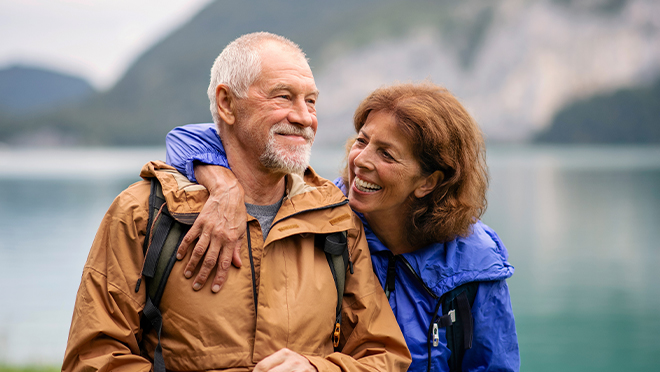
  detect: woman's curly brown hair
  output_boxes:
[343,82,489,247]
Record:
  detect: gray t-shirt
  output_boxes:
[245,197,283,240]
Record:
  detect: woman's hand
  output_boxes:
[176,164,246,293]
[254,348,318,372]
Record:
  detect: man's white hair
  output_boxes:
[207,32,306,126]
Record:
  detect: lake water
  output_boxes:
[1,145,659,371]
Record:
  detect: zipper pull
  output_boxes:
[432,322,439,347]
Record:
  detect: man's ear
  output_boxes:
[414,170,444,198]
[216,85,237,125]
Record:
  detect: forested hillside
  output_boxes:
[535,78,660,143]
[0,66,94,116]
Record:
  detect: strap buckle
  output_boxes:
[333,322,341,348]
[432,323,439,347]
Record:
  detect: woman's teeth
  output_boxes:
[355,177,382,192]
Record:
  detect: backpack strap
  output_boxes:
[317,231,353,350]
[135,178,196,372]
[434,281,479,372]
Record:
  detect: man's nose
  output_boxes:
[288,98,314,128]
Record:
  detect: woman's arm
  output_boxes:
[166,123,230,181]
[166,123,247,293]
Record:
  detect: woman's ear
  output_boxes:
[216,85,236,125]
[414,170,444,198]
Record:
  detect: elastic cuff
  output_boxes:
[184,153,230,183]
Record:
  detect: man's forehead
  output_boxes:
[254,48,318,94]
[258,42,311,71]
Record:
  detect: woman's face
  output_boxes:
[347,110,433,220]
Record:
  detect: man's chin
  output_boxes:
[260,142,311,174]
[261,154,309,174]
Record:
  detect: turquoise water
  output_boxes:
[0,145,659,370]
[484,146,660,371]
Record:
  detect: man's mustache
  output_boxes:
[271,123,315,143]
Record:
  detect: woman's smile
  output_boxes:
[353,176,382,193]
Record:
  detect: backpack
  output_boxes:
[430,281,479,372]
[135,177,352,372]
[392,254,478,372]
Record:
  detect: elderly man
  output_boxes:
[62,32,410,372]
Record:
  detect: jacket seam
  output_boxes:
[84,265,145,308]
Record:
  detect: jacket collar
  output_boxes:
[265,167,353,245]
[140,161,355,244]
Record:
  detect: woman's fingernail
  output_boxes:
[212,285,220,293]
[177,253,183,260]
[185,271,192,278]
[193,283,202,291]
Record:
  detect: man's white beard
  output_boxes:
[260,122,314,174]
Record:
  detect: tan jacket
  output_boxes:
[63,161,411,372]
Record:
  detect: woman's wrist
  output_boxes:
[194,164,243,197]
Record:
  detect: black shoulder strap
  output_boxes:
[136,178,196,372]
[317,231,353,351]
[436,281,480,372]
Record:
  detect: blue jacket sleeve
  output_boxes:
[463,280,520,372]
[165,123,230,182]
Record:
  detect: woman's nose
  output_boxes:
[353,147,374,170]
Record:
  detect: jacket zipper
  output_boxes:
[397,254,439,299]
[246,223,258,315]
[248,199,349,315]
[384,254,397,299]
[385,251,443,371]
[381,252,439,300]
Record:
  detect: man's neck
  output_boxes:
[224,144,286,206]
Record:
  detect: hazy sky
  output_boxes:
[0,0,213,90]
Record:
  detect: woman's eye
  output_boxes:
[381,151,394,160]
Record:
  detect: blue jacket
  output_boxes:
[166,123,520,372]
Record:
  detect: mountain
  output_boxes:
[312,0,660,143]
[3,0,660,146]
[535,78,660,143]
[6,0,395,145]
[0,65,94,116]
[0,65,95,143]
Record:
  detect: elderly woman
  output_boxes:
[165,83,519,372]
